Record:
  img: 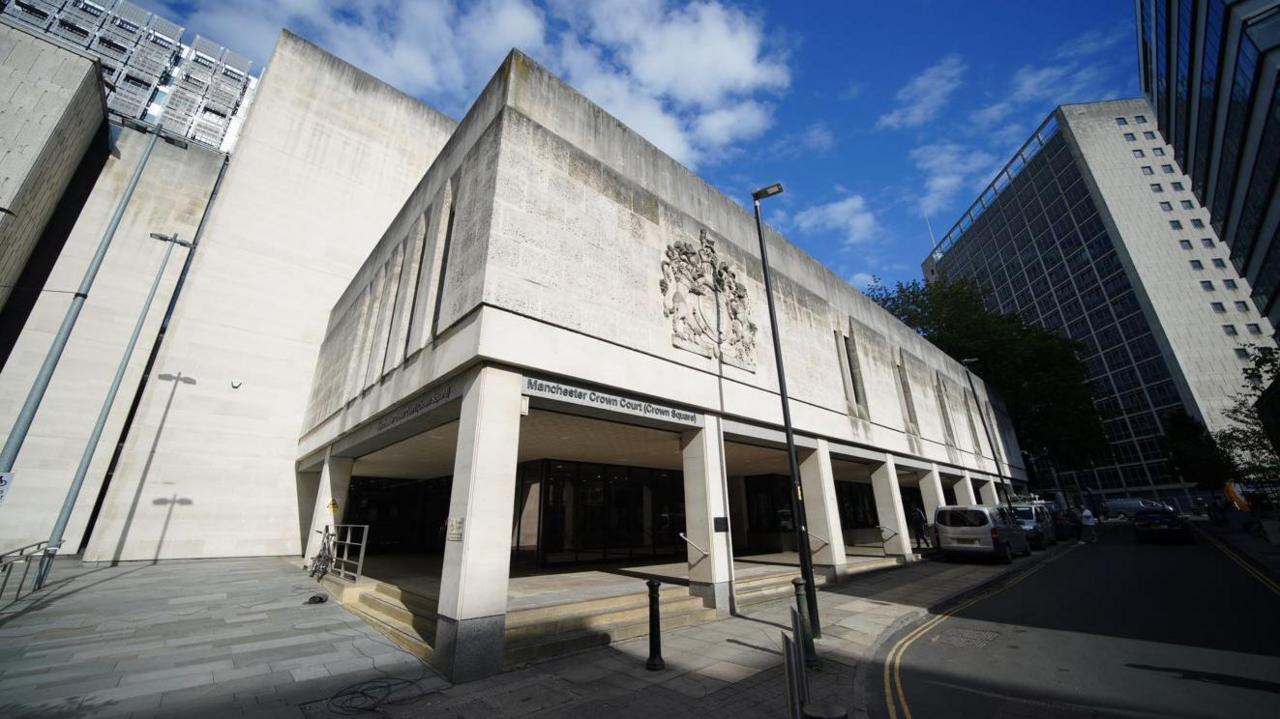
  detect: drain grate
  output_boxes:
[932,627,999,648]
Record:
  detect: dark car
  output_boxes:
[1133,506,1193,543]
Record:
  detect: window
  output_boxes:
[1248,323,1262,335]
[1160,201,1173,211]
[1133,149,1146,158]
[1179,239,1193,249]
[1212,302,1226,313]
[1236,348,1250,360]
[1142,165,1155,175]
[1154,147,1166,157]
[1143,131,1156,139]
[1190,260,1204,270]
[1223,325,1238,336]
[1162,164,1175,173]
[1213,258,1227,269]
[1201,280,1215,291]
[1172,182,1185,191]
[1136,115,1147,124]
[1235,301,1250,312]
[1191,219,1205,229]
[1181,200,1194,209]
[835,330,869,420]
[1124,132,1136,141]
[1201,238,1214,248]
[1151,183,1163,192]
[1116,117,1129,126]
[1224,279,1238,289]
[1170,220,1183,229]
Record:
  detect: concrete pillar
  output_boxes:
[681,415,732,609]
[433,367,523,682]
[798,439,846,577]
[920,464,946,523]
[304,450,353,559]
[979,477,1000,506]
[871,453,911,557]
[956,470,978,505]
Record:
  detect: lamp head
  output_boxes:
[751,183,784,201]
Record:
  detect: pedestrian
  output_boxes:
[912,505,931,549]
[1080,507,1098,544]
[1067,506,1082,541]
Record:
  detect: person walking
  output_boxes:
[1079,507,1098,544]
[912,505,931,550]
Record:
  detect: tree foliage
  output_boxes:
[864,277,1108,467]
[1164,407,1236,489]
[1213,344,1280,482]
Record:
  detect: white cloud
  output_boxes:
[146,0,790,168]
[971,62,1112,128]
[877,55,967,129]
[793,195,878,245]
[850,272,876,290]
[910,143,997,217]
[1056,25,1129,59]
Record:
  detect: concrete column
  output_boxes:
[920,464,946,522]
[303,450,354,559]
[681,415,732,609]
[871,453,911,557]
[799,439,846,577]
[955,470,978,505]
[979,477,1000,506]
[433,367,523,682]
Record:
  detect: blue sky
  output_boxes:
[143,1,1138,289]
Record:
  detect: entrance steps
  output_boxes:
[733,569,832,607]
[343,580,439,660]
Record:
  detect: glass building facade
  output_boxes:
[1137,0,1280,325]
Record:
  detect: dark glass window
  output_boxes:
[1170,220,1183,230]
[1211,302,1226,313]
[1151,183,1163,192]
[1248,323,1262,334]
[1179,239,1193,250]
[1201,280,1215,291]
[1134,149,1146,158]
[1136,115,1148,124]
[1229,76,1280,270]
[1223,324,1238,336]
[1211,35,1261,234]
[1181,200,1194,209]
[1154,147,1166,157]
[1235,301,1250,312]
[1213,258,1227,269]
[1144,131,1157,140]
[1124,132,1137,141]
[1190,260,1204,270]
[1192,219,1204,229]
[1172,182,1185,191]
[1202,238,1215,248]
[1162,164,1175,173]
[1116,117,1129,126]
[1193,0,1228,198]
[1160,201,1173,211]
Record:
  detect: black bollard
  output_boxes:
[792,577,818,668]
[645,578,665,670]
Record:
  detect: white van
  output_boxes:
[934,506,1031,563]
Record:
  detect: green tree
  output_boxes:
[1213,344,1280,482]
[1163,407,1236,489]
[864,277,1108,467]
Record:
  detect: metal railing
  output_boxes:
[309,524,369,583]
[806,532,830,552]
[1,541,49,601]
[677,532,709,559]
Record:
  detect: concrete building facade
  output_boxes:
[1136,0,1280,325]
[296,51,1025,680]
[925,99,1272,503]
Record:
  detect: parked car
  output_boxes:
[1133,506,1193,543]
[934,506,1031,563]
[1013,503,1057,549]
[1105,497,1170,519]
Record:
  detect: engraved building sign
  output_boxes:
[659,229,757,371]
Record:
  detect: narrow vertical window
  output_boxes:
[895,353,919,435]
[430,206,457,339]
[935,374,957,446]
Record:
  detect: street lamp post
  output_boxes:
[960,359,1016,513]
[34,232,192,589]
[751,182,821,638]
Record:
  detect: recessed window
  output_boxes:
[1191,219,1205,229]
[1133,149,1146,158]
[1224,279,1238,289]
[1201,280,1215,291]
[1116,117,1129,126]
[1135,115,1147,124]
[1142,166,1154,175]
[1235,301,1250,312]
[1143,131,1156,140]
[1181,200,1195,209]
[1151,183,1163,192]
[1160,201,1173,211]
[1153,147,1166,157]
[1124,132,1136,141]
[1235,348,1250,359]
[1190,260,1204,270]
[1213,258,1227,269]
[1179,239,1193,249]
[1212,302,1226,313]
[1201,238,1214,247]
[1170,220,1183,229]
[1171,182,1185,191]
[1248,323,1262,335]
[1162,164,1175,173]
[1223,325,1238,336]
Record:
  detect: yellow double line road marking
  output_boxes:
[883,545,1078,719]
[1194,525,1280,597]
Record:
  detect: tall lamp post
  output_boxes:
[751,183,820,637]
[960,358,1016,513]
[34,232,192,589]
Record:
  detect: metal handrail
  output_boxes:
[805,532,830,551]
[678,532,708,559]
[1,540,49,601]
[309,524,369,583]
[876,525,900,548]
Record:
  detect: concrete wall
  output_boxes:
[299,51,1024,484]
[0,22,104,313]
[0,127,223,553]
[80,31,457,562]
[1062,99,1274,431]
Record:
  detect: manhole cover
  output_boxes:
[932,628,999,648]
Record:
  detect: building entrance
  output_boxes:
[344,476,451,555]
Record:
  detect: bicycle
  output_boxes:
[309,527,335,579]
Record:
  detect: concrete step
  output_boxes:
[504,593,707,643]
[504,602,719,666]
[357,587,439,636]
[506,584,697,628]
[346,595,434,661]
[733,570,830,607]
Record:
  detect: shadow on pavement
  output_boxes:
[1125,663,1280,695]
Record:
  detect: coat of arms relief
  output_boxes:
[659,229,758,371]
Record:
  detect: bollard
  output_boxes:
[802,703,849,719]
[792,577,818,668]
[645,578,665,670]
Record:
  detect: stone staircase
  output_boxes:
[732,568,832,607]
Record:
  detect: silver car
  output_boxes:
[1013,503,1057,549]
[934,505,1031,563]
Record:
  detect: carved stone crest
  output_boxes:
[659,229,757,371]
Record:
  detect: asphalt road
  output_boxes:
[869,523,1280,719]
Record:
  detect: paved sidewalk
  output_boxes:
[0,550,1054,718]
[1197,517,1280,581]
